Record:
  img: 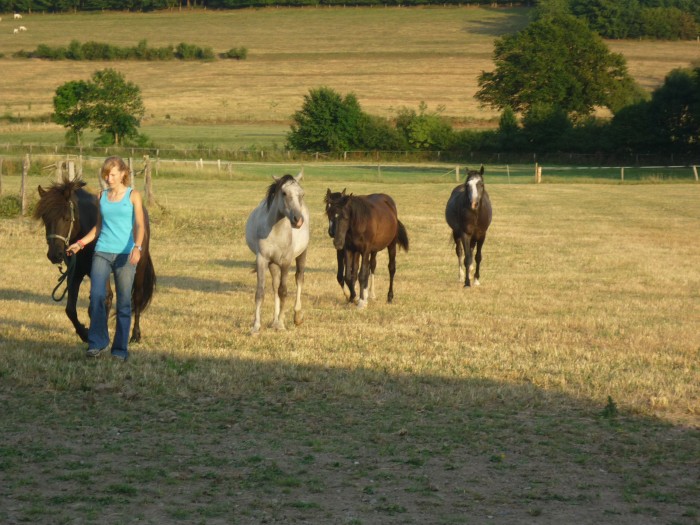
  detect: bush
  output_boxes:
[0,195,22,218]
[221,47,248,60]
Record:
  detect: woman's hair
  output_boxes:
[101,156,130,186]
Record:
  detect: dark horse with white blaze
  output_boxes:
[328,191,409,308]
[34,176,156,342]
[445,165,492,287]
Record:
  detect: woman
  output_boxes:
[67,157,145,361]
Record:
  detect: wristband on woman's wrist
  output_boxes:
[77,240,85,249]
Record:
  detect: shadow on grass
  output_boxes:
[0,333,698,525]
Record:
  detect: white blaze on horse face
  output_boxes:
[281,180,305,228]
[468,179,480,210]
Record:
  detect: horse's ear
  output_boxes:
[341,188,346,196]
[38,185,47,197]
[295,171,303,182]
[479,165,484,175]
[272,175,279,182]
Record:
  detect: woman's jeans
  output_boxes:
[88,251,136,359]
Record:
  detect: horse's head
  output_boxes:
[324,188,348,238]
[34,177,85,264]
[268,172,305,229]
[332,197,353,251]
[465,166,485,211]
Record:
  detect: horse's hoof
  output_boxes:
[294,311,304,326]
[473,279,481,286]
[270,321,286,331]
[250,325,261,336]
[356,300,367,310]
[464,283,471,288]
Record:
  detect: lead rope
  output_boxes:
[49,200,77,302]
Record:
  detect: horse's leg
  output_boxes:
[269,263,287,330]
[293,249,307,326]
[130,267,143,343]
[387,243,397,303]
[344,250,357,304]
[462,234,472,287]
[251,256,267,334]
[454,232,465,282]
[469,237,477,282]
[473,237,485,286]
[336,249,349,299]
[369,251,377,300]
[356,251,371,309]
[66,273,88,342]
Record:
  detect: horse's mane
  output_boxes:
[324,190,349,209]
[347,195,373,223]
[33,176,87,223]
[265,174,296,210]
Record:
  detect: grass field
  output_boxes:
[1,171,698,523]
[1,7,699,149]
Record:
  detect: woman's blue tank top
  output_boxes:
[95,187,135,254]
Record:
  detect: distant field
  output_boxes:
[0,7,698,149]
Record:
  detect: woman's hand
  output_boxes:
[129,246,142,266]
[66,242,82,256]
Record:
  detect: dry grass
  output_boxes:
[1,171,699,523]
[1,6,698,134]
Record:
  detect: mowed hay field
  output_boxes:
[1,7,700,147]
[1,170,699,524]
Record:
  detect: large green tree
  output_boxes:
[52,68,145,146]
[52,80,93,145]
[476,15,639,119]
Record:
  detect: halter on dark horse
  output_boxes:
[35,176,156,343]
[445,165,492,287]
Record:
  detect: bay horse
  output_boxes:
[330,191,409,308]
[324,189,378,303]
[245,173,309,334]
[34,175,156,342]
[445,165,492,287]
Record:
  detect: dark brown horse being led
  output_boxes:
[327,190,409,308]
[445,165,492,287]
[34,176,156,342]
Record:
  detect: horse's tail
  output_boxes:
[397,220,409,252]
[133,253,156,313]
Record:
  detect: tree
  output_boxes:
[395,102,454,151]
[52,80,92,146]
[287,87,366,152]
[476,15,639,120]
[89,69,145,145]
[52,69,145,146]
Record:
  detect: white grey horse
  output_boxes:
[245,173,310,334]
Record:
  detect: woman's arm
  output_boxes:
[66,192,102,256]
[129,189,145,265]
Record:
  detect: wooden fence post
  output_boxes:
[621,167,625,181]
[535,164,542,184]
[68,161,75,181]
[455,165,460,182]
[143,155,154,206]
[506,164,511,184]
[128,157,134,187]
[21,154,29,216]
[693,165,698,182]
